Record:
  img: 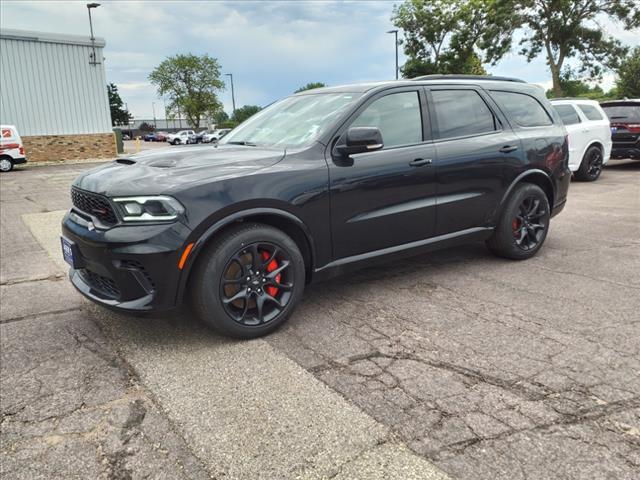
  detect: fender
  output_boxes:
[578,140,605,165]
[175,207,316,304]
[493,169,555,222]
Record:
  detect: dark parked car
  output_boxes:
[61,75,570,338]
[601,100,640,159]
[155,131,169,142]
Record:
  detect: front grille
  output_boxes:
[71,187,118,225]
[80,269,121,298]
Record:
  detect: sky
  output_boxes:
[1,0,638,120]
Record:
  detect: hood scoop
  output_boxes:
[116,158,136,165]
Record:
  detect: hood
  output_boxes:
[74,144,285,197]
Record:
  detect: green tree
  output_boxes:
[294,82,326,93]
[149,54,225,129]
[545,69,610,99]
[616,47,640,98]
[482,0,640,97]
[231,105,262,124]
[212,110,229,124]
[392,0,489,78]
[107,83,129,126]
[139,122,155,132]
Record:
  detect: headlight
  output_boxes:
[112,195,185,222]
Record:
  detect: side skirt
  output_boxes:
[312,227,493,282]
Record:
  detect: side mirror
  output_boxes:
[335,127,383,156]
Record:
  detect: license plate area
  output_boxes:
[61,237,83,269]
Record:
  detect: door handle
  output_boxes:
[499,145,518,153]
[409,158,433,167]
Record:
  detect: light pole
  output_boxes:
[125,102,132,137]
[225,73,236,117]
[86,3,101,65]
[152,102,157,128]
[386,29,399,80]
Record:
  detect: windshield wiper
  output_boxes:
[609,116,628,119]
[226,141,258,146]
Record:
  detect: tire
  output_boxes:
[575,145,603,181]
[486,183,551,260]
[0,157,14,172]
[191,223,306,338]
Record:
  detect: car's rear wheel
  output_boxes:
[575,145,603,181]
[191,223,305,338]
[0,157,14,172]
[486,183,550,260]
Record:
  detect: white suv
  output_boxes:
[166,130,195,145]
[551,99,612,181]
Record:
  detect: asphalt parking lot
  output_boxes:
[1,160,639,479]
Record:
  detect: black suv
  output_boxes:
[601,99,640,159]
[62,75,570,338]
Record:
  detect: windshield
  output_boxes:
[221,92,362,149]
[602,104,640,123]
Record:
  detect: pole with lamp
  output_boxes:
[386,29,399,80]
[86,3,101,65]
[152,102,157,129]
[225,73,236,118]
[125,102,133,138]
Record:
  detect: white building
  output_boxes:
[0,28,115,162]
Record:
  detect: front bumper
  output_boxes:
[62,210,192,313]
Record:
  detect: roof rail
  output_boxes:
[549,97,595,101]
[412,74,526,83]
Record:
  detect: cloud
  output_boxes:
[1,0,638,118]
[116,82,153,91]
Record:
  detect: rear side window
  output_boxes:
[578,104,603,121]
[431,90,497,139]
[554,105,581,125]
[491,90,552,127]
[350,91,423,148]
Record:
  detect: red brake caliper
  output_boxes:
[512,218,521,238]
[261,251,281,296]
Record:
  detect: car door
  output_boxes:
[553,103,585,169]
[328,87,437,259]
[576,103,612,159]
[426,86,522,235]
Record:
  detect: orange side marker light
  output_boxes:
[178,243,195,270]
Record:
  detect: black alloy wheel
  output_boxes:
[220,242,294,326]
[191,223,305,338]
[486,183,550,260]
[511,196,548,251]
[575,146,603,181]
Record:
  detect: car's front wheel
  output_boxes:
[575,145,603,181]
[191,223,305,338]
[486,183,550,260]
[0,157,14,172]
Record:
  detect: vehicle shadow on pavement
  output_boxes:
[605,159,640,170]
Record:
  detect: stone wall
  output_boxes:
[22,133,116,163]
